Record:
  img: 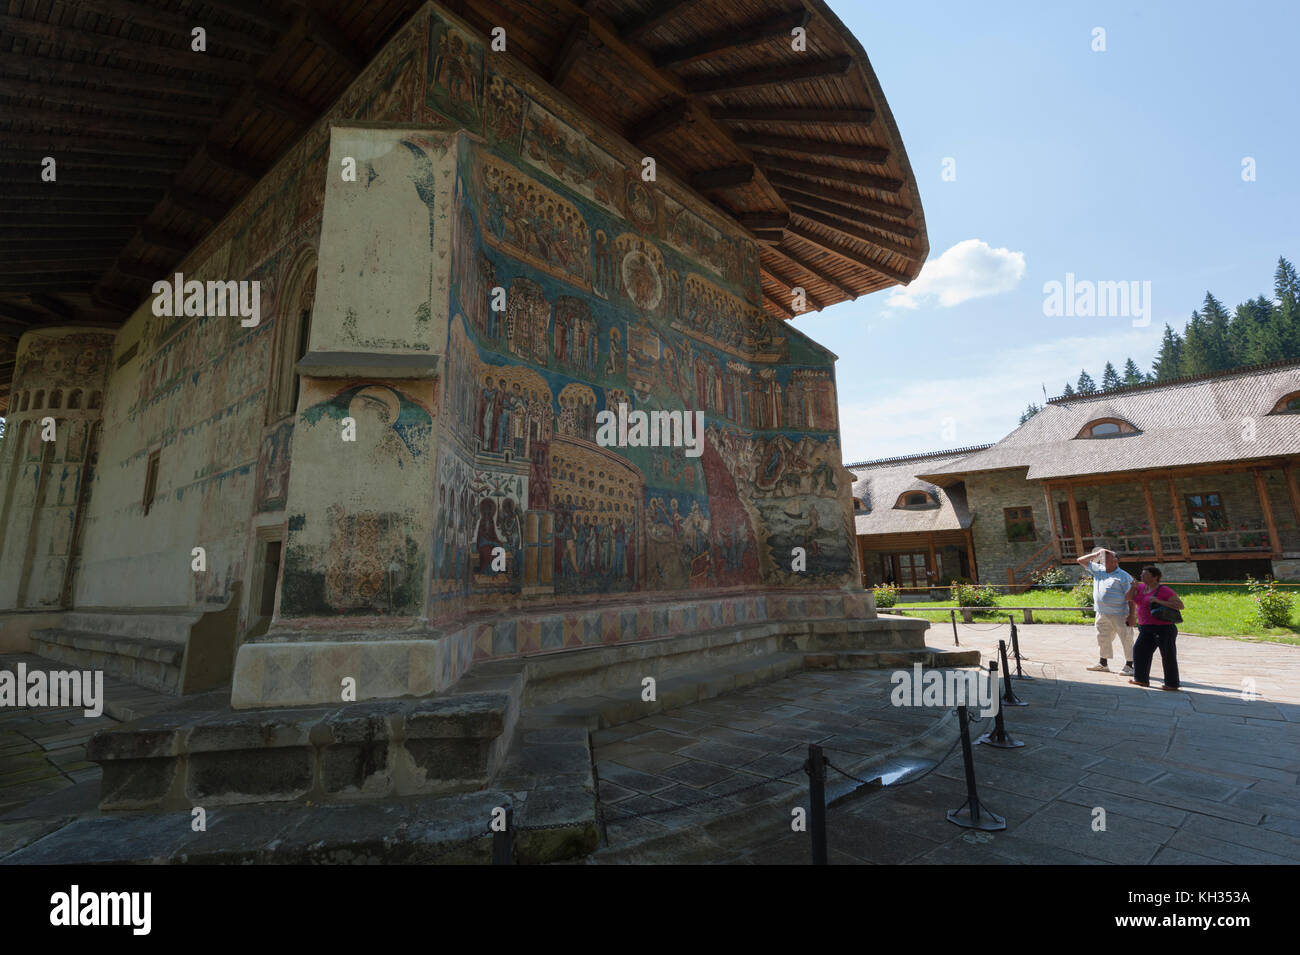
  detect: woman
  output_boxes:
[1129,564,1185,691]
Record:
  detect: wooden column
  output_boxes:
[1141,479,1164,560]
[1167,478,1190,560]
[1066,483,1083,559]
[1254,468,1283,558]
[965,528,979,583]
[1285,462,1300,528]
[1043,483,1062,560]
[927,532,938,586]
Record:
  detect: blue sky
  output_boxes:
[792,1,1300,464]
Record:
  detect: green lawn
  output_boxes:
[879,585,1300,644]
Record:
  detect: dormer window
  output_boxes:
[895,491,939,509]
[1077,417,1139,438]
[1270,390,1300,415]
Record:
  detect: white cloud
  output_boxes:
[886,238,1026,310]
[839,328,1163,463]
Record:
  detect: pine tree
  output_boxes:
[1101,361,1121,390]
[1182,310,1217,376]
[1152,324,1184,379]
[1062,382,1076,397]
[1019,402,1041,424]
[1076,370,1097,394]
[1275,257,1300,360]
[1122,357,1144,385]
[1200,292,1234,369]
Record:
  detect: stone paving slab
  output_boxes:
[587,623,1300,864]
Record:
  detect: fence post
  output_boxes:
[804,743,828,865]
[492,805,514,865]
[946,705,1007,831]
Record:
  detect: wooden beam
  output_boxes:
[762,290,794,320]
[0,226,136,241]
[1167,479,1190,560]
[0,133,191,160]
[63,0,275,56]
[1140,479,1165,560]
[775,246,854,300]
[787,224,913,286]
[198,144,270,181]
[737,212,790,230]
[0,154,181,176]
[0,185,163,204]
[9,257,116,272]
[91,287,143,312]
[777,188,919,240]
[763,259,825,312]
[167,191,230,222]
[5,215,143,228]
[1043,484,1063,561]
[0,77,222,122]
[712,105,876,126]
[621,0,694,41]
[550,16,590,86]
[0,53,236,99]
[2,245,118,259]
[114,259,169,282]
[1254,469,1283,558]
[750,229,784,244]
[0,272,102,288]
[689,164,755,190]
[245,80,318,126]
[28,295,77,321]
[789,207,919,262]
[651,9,809,68]
[1067,485,1084,560]
[732,132,889,165]
[296,7,365,73]
[686,56,853,96]
[0,302,46,325]
[0,16,257,80]
[0,106,203,142]
[4,202,153,218]
[768,172,912,222]
[627,99,695,144]
[0,167,172,190]
[753,153,903,194]
[203,0,292,33]
[138,227,197,254]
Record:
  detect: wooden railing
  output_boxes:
[1006,540,1059,592]
[1059,527,1276,559]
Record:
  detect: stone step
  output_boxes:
[802,646,983,670]
[85,674,524,811]
[522,651,804,731]
[31,629,184,695]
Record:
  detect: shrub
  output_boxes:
[951,582,998,608]
[1031,565,1072,591]
[1071,578,1093,609]
[872,583,899,608]
[1246,575,1294,628]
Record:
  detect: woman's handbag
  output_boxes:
[1150,600,1182,624]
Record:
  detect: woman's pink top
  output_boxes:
[1135,583,1177,626]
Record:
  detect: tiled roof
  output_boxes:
[849,450,975,534]
[916,360,1300,483]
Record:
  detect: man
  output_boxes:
[1075,547,1137,674]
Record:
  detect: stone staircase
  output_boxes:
[31,584,241,695]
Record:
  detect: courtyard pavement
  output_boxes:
[587,623,1300,864]
[2,623,1299,864]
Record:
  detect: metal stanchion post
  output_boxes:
[492,806,513,865]
[804,743,828,865]
[1009,617,1032,679]
[950,608,959,646]
[978,660,1024,749]
[999,639,1027,706]
[946,705,1007,831]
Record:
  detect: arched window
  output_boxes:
[269,250,318,421]
[67,390,82,410]
[88,391,103,410]
[1270,390,1300,415]
[1076,417,1138,438]
[49,390,62,410]
[19,392,30,412]
[33,390,44,410]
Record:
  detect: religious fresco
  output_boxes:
[254,419,294,512]
[427,130,854,623]
[425,12,483,129]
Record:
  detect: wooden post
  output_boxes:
[1168,478,1190,560]
[927,532,938,587]
[965,528,979,583]
[1141,479,1164,560]
[1067,484,1084,560]
[1254,468,1283,558]
[1043,483,1062,561]
[1285,462,1300,528]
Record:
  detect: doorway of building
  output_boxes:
[248,536,282,640]
[1059,501,1095,552]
